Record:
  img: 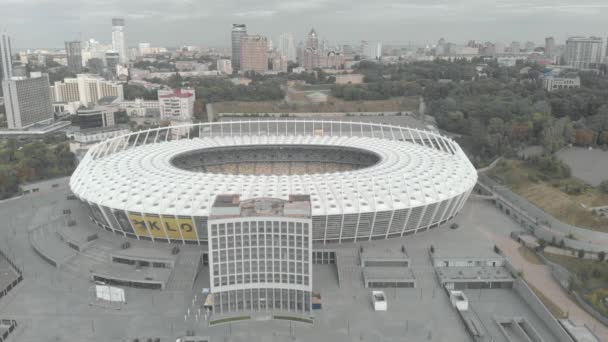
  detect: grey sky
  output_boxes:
[1,0,608,49]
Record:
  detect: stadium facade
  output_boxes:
[70,120,477,318]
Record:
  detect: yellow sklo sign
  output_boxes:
[127,213,197,240]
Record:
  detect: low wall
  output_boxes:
[512,278,574,342]
[538,252,608,327]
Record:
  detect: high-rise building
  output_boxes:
[65,41,83,74]
[1,32,13,81]
[298,28,345,70]
[105,52,120,74]
[2,72,53,129]
[545,37,555,57]
[278,33,296,62]
[564,36,604,69]
[306,29,319,50]
[231,24,247,72]
[240,35,268,74]
[510,41,521,53]
[111,18,128,64]
[361,41,382,60]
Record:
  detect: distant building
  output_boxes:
[306,91,328,103]
[231,24,247,72]
[544,37,555,57]
[158,88,195,121]
[542,76,581,92]
[216,59,233,74]
[76,106,117,129]
[111,18,128,64]
[240,35,268,74]
[2,72,54,129]
[298,29,345,71]
[105,51,120,74]
[119,98,160,117]
[361,41,382,60]
[564,37,603,69]
[335,74,364,85]
[0,32,13,81]
[65,41,83,74]
[50,74,124,106]
[278,32,297,62]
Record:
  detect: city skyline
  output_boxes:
[1,0,608,48]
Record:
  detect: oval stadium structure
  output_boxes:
[70,120,478,245]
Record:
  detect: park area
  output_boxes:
[211,96,419,115]
[486,159,608,232]
[545,252,608,318]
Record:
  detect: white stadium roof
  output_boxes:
[70,121,477,218]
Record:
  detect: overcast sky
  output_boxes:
[1,0,608,49]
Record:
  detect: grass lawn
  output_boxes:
[486,159,608,232]
[212,96,419,115]
[525,280,567,318]
[518,246,545,265]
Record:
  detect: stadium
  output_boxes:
[70,120,477,245]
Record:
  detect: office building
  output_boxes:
[231,24,247,72]
[2,72,54,129]
[65,41,83,74]
[240,35,268,74]
[564,37,603,69]
[1,32,13,81]
[50,74,124,106]
[278,33,297,62]
[111,18,128,64]
[158,88,195,121]
[361,41,382,60]
[208,195,313,317]
[216,59,233,74]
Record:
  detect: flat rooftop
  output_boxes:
[210,195,311,219]
[436,266,514,283]
[360,245,410,260]
[362,267,416,282]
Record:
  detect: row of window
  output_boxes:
[212,247,309,263]
[213,260,309,277]
[213,288,311,314]
[213,273,310,287]
[211,221,310,238]
[211,234,308,250]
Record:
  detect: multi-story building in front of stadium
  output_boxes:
[158,88,195,121]
[65,40,83,74]
[563,36,603,69]
[208,195,312,316]
[231,24,247,72]
[50,74,124,107]
[2,72,54,129]
[240,35,268,74]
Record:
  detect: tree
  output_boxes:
[578,249,585,259]
[599,180,608,194]
[597,251,606,262]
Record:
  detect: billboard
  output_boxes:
[127,213,197,240]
